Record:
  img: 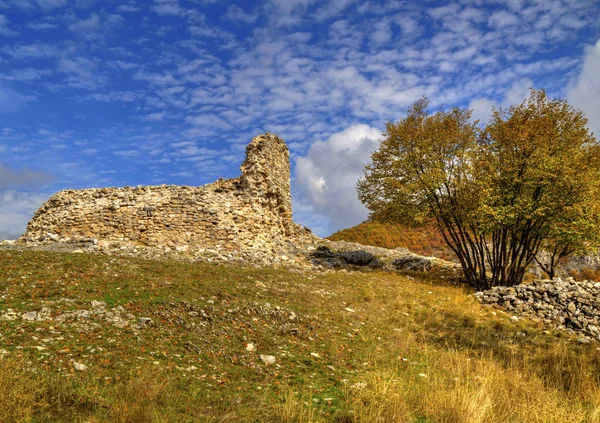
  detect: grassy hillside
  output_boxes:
[328,221,455,260]
[0,250,599,422]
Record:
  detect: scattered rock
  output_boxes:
[73,362,88,371]
[37,307,52,320]
[91,300,106,309]
[22,311,37,321]
[259,355,276,365]
[350,382,367,389]
[246,343,256,352]
[0,309,19,321]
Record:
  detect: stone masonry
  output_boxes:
[20,133,314,255]
[475,279,600,343]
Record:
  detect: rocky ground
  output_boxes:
[0,236,317,268]
[0,236,459,275]
[7,236,600,347]
[312,241,458,273]
[475,279,600,343]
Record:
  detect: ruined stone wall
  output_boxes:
[21,133,308,253]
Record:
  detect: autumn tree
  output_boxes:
[533,196,600,280]
[358,90,600,289]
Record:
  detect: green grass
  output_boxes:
[0,249,599,422]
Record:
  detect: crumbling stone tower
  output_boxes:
[240,133,293,235]
[21,133,305,252]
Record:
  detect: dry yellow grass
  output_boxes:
[276,279,600,422]
[339,347,600,423]
[0,358,47,422]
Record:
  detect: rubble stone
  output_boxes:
[475,279,600,342]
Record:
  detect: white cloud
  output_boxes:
[0,164,54,239]
[503,77,533,105]
[0,85,28,112]
[267,0,319,25]
[223,5,257,24]
[370,19,392,44]
[3,43,60,60]
[568,39,600,138]
[0,190,49,240]
[113,149,140,157]
[0,14,17,36]
[152,0,181,16]
[291,194,329,236]
[117,4,140,13]
[26,21,58,30]
[394,16,418,35]
[134,71,178,86]
[313,0,356,21]
[143,112,166,122]
[504,0,525,11]
[428,4,460,20]
[34,0,66,11]
[469,97,496,124]
[468,78,534,124]
[295,124,381,234]
[57,57,103,90]
[84,91,137,103]
[489,11,519,28]
[69,13,101,34]
[185,114,230,129]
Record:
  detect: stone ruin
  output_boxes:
[19,133,316,260]
[14,132,463,270]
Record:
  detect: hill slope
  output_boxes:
[328,221,455,260]
[0,250,599,422]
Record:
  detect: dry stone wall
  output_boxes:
[21,133,313,255]
[475,279,600,343]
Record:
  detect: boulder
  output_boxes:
[339,250,376,266]
[392,255,433,271]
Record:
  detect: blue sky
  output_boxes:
[0,0,599,239]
